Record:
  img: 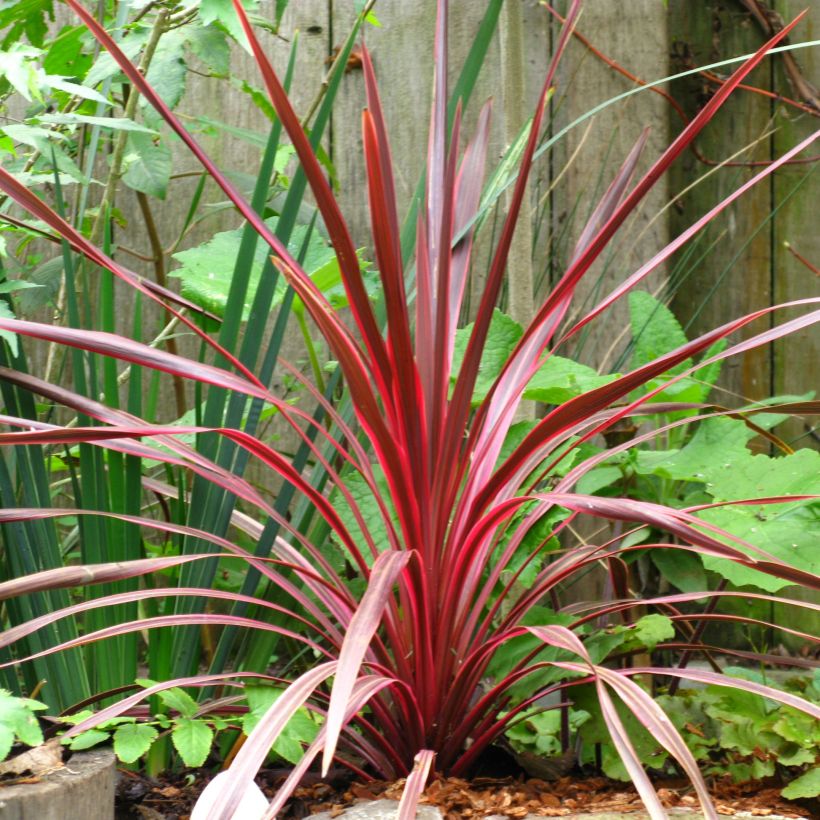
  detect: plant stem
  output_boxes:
[89,9,169,246]
[136,191,187,417]
[43,8,169,390]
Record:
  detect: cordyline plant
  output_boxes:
[0,1,819,818]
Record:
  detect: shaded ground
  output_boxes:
[115,767,816,819]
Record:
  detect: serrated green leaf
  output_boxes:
[68,729,110,751]
[1,124,87,182]
[650,548,708,593]
[633,417,752,483]
[451,310,522,405]
[47,77,110,105]
[187,24,230,76]
[329,465,395,568]
[629,291,689,370]
[525,355,618,405]
[697,449,820,591]
[142,28,187,114]
[156,687,199,718]
[13,256,62,312]
[113,723,158,764]
[84,37,144,87]
[0,44,45,102]
[242,685,318,765]
[43,25,92,78]
[198,0,258,48]
[0,0,54,49]
[171,718,213,767]
[631,614,675,651]
[170,218,344,321]
[121,132,172,199]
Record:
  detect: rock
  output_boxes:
[309,798,442,819]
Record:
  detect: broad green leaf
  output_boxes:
[170,218,342,321]
[525,356,618,405]
[113,722,158,764]
[776,746,815,767]
[330,465,396,568]
[782,766,820,799]
[198,0,259,48]
[725,757,775,782]
[67,729,110,751]
[84,37,144,87]
[629,291,689,370]
[486,608,581,701]
[171,718,213,767]
[630,613,675,652]
[121,132,172,199]
[633,417,752,483]
[186,24,230,76]
[575,465,622,495]
[0,690,46,750]
[452,309,521,405]
[697,449,820,591]
[143,28,187,114]
[506,707,589,757]
[242,685,318,765]
[452,310,618,406]
[650,548,708,593]
[628,290,724,403]
[574,683,668,779]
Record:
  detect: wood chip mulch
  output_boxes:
[115,768,817,819]
[284,774,814,819]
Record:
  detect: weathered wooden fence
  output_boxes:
[140,0,818,418]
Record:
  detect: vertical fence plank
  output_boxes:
[771,0,820,446]
[668,1,775,408]
[548,0,671,374]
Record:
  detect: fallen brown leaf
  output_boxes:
[0,738,63,778]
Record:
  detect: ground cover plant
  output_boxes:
[0,1,818,819]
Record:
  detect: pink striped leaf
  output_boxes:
[322,550,411,774]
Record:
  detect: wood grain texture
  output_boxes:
[668,0,819,423]
[547,0,671,374]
